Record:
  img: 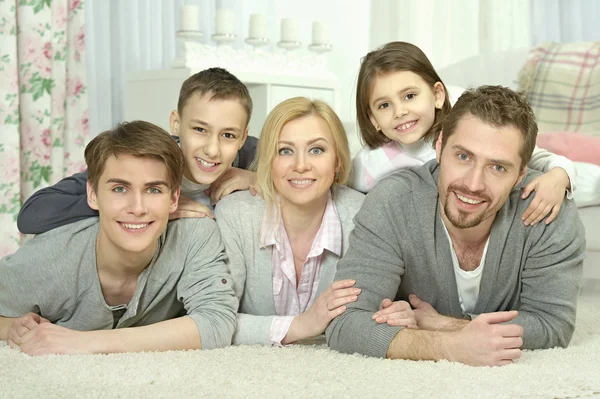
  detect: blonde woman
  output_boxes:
[214,97,366,346]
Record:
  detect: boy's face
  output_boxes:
[87,154,179,255]
[172,92,249,185]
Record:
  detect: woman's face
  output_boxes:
[271,115,339,210]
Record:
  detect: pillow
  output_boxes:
[445,84,466,107]
[573,162,600,208]
[536,132,600,166]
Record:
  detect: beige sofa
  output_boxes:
[438,47,599,281]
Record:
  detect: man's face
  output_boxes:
[436,115,526,229]
[87,154,179,254]
[174,92,248,185]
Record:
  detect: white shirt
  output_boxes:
[441,219,490,314]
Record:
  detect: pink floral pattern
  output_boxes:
[0,0,88,258]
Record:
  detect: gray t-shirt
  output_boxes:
[0,217,238,350]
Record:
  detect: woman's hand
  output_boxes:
[282,279,360,344]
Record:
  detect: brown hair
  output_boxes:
[441,85,538,169]
[85,121,184,191]
[252,97,351,215]
[356,41,451,149]
[177,67,253,126]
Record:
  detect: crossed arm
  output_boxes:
[1,314,202,355]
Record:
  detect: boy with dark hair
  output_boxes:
[1,121,237,355]
[18,68,257,233]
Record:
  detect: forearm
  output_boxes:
[88,316,201,354]
[386,328,454,361]
[233,313,278,346]
[0,317,14,340]
[281,314,312,345]
[423,315,469,331]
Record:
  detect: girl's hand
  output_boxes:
[282,280,360,343]
[373,298,417,328]
[521,167,570,226]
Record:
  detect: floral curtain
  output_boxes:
[0,0,88,258]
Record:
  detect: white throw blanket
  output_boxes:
[1,299,599,398]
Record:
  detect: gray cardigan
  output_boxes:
[214,185,365,345]
[326,160,586,358]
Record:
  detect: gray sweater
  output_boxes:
[326,160,586,358]
[214,185,365,345]
[0,217,238,350]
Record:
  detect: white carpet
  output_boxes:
[1,299,599,399]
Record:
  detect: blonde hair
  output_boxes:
[252,97,350,215]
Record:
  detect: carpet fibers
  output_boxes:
[1,299,599,398]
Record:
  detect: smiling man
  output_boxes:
[0,121,237,356]
[327,86,586,367]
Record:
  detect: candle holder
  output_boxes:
[308,43,332,54]
[172,30,204,68]
[245,37,270,50]
[277,40,302,51]
[211,33,236,46]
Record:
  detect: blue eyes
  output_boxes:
[278,147,325,156]
[112,186,163,194]
[457,153,507,173]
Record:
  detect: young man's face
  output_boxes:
[436,115,527,229]
[87,154,179,254]
[173,92,248,185]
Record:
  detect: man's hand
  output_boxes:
[373,299,417,328]
[169,195,214,220]
[521,167,570,226]
[17,322,91,356]
[7,313,50,349]
[408,294,468,331]
[449,310,524,367]
[206,168,257,205]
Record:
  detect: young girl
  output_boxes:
[349,41,576,226]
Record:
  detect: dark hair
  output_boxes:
[356,41,451,149]
[177,67,253,126]
[441,85,538,169]
[86,121,184,191]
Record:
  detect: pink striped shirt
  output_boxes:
[260,191,342,346]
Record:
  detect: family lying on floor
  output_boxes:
[0,42,586,367]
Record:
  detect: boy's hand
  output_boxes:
[207,168,257,205]
[521,167,570,226]
[18,323,90,356]
[7,313,50,349]
[170,195,214,220]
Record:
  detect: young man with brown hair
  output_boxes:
[17,68,256,233]
[0,121,237,355]
[327,86,586,366]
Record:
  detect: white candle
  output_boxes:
[180,4,200,32]
[312,21,329,44]
[249,14,267,38]
[216,9,235,35]
[280,18,299,42]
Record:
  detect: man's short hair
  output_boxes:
[85,120,184,191]
[177,67,253,127]
[441,85,538,169]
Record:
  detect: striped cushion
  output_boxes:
[518,42,600,137]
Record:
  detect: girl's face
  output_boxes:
[368,70,445,146]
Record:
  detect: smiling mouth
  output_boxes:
[395,120,418,131]
[455,193,484,205]
[289,179,315,187]
[195,157,220,170]
[119,222,153,232]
